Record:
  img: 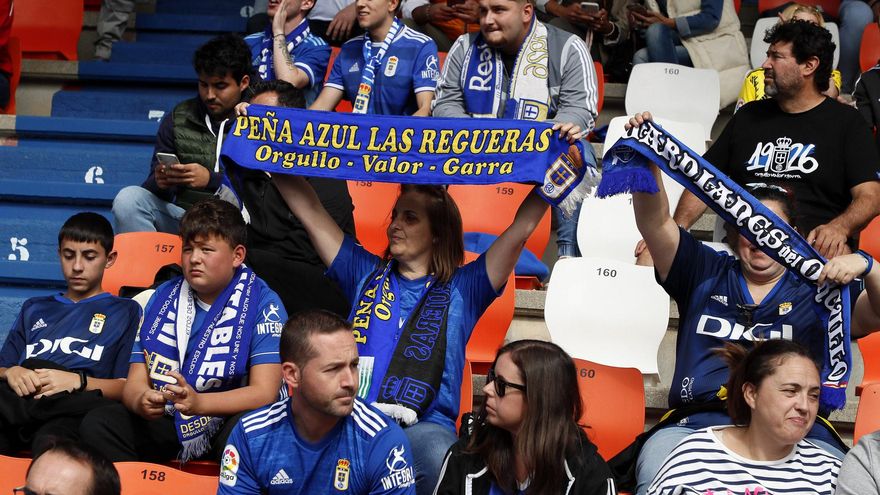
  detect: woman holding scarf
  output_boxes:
[273,176,548,495]
[625,113,880,495]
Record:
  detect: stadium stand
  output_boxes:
[757,0,839,18]
[625,63,720,140]
[750,17,841,69]
[465,251,516,374]
[102,232,182,296]
[854,382,880,445]
[574,358,645,460]
[115,461,219,495]
[10,0,83,60]
[544,257,670,374]
[861,22,880,73]
[0,454,31,492]
[346,179,398,255]
[1,36,20,114]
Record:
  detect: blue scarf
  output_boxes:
[255,20,312,81]
[599,122,851,411]
[140,266,260,460]
[353,18,402,114]
[221,106,598,215]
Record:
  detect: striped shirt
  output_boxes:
[647,426,841,495]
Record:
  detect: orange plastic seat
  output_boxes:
[854,382,880,445]
[166,459,221,477]
[861,216,880,265]
[448,183,551,260]
[457,359,473,433]
[860,23,880,73]
[573,358,645,460]
[347,180,399,256]
[438,51,447,69]
[115,462,218,495]
[855,217,880,395]
[0,454,31,492]
[102,232,182,296]
[757,0,838,17]
[1,37,21,114]
[464,251,515,374]
[10,0,82,60]
[594,61,604,114]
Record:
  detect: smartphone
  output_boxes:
[156,153,180,166]
[626,3,648,14]
[580,2,600,14]
[447,0,466,7]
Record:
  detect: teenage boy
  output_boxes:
[0,213,141,455]
[218,309,415,494]
[309,0,439,115]
[245,0,331,105]
[80,199,287,463]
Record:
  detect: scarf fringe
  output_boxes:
[372,402,419,426]
[557,168,601,218]
[179,417,223,463]
[822,387,846,412]
[595,163,658,198]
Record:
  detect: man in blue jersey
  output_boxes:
[245,0,331,106]
[0,213,141,455]
[309,0,439,115]
[80,199,287,463]
[218,309,416,494]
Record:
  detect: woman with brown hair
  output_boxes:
[434,339,617,495]
[273,176,548,495]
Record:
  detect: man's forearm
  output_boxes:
[827,189,880,237]
[672,189,708,229]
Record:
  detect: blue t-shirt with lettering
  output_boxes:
[244,26,330,106]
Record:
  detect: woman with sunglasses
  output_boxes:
[433,339,617,495]
[648,340,842,495]
[624,149,880,495]
[273,176,550,495]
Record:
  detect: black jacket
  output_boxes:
[855,64,880,155]
[434,430,618,495]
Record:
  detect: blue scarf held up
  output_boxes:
[140,266,260,461]
[599,121,851,411]
[220,106,598,216]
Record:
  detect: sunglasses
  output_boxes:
[486,368,526,397]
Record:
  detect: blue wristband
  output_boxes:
[857,250,874,278]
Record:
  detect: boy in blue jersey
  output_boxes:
[245,0,331,106]
[218,309,416,494]
[309,0,439,115]
[80,199,287,463]
[0,212,141,455]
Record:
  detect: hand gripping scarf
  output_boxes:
[353,18,402,114]
[352,261,450,425]
[221,106,598,216]
[598,121,850,411]
[140,266,260,461]
[255,19,312,81]
[461,19,551,121]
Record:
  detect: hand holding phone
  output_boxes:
[627,3,648,15]
[580,2,600,14]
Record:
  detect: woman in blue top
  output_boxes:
[274,175,549,495]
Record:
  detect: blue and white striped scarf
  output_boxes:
[353,18,402,114]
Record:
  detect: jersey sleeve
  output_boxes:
[0,300,30,368]
[367,427,417,494]
[247,287,287,366]
[660,229,728,307]
[412,40,439,94]
[295,41,331,88]
[217,423,262,494]
[326,47,348,91]
[111,303,142,378]
[455,253,502,333]
[326,235,382,303]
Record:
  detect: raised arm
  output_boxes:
[270,3,312,89]
[672,189,708,230]
[633,165,681,282]
[819,252,880,338]
[272,174,345,266]
[484,187,549,291]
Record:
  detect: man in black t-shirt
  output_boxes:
[671,20,880,257]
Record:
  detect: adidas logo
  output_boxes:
[31,318,47,332]
[270,469,293,485]
[710,295,728,305]
[349,62,360,72]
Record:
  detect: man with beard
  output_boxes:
[217,310,416,494]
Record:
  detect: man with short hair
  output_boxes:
[245,0,331,105]
[432,0,599,257]
[112,33,252,234]
[670,20,880,259]
[19,440,120,495]
[218,309,416,494]
[309,0,439,116]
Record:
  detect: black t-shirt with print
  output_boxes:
[705,97,880,245]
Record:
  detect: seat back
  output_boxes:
[545,257,669,374]
[10,0,83,60]
[347,180,399,256]
[594,61,605,115]
[578,116,700,262]
[0,455,31,492]
[457,359,473,433]
[861,216,880,261]
[464,251,515,373]
[574,358,645,460]
[625,63,719,140]
[102,232,182,296]
[861,23,880,73]
[751,18,840,69]
[115,462,218,495]
[854,382,880,445]
[757,0,839,19]
[448,183,552,260]
[1,37,21,114]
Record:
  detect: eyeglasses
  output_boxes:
[13,487,39,495]
[486,369,526,397]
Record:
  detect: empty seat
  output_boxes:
[102,232,182,296]
[115,462,219,495]
[0,286,57,343]
[465,252,515,374]
[51,87,190,121]
[862,23,880,74]
[10,0,83,60]
[757,0,839,19]
[574,358,645,460]
[751,18,840,69]
[135,14,246,34]
[110,42,196,66]
[458,359,473,433]
[854,382,880,445]
[625,63,720,140]
[0,454,31,492]
[1,37,21,114]
[545,257,670,374]
[347,180,399,255]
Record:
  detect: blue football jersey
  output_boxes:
[0,293,141,378]
[245,26,330,106]
[325,26,439,116]
[218,398,416,494]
